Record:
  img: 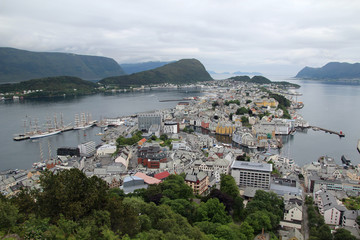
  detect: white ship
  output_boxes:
[74,113,95,130]
[30,130,61,139]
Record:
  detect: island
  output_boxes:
[295,62,360,80]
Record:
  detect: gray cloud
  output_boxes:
[1,0,360,77]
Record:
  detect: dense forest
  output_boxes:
[0,76,99,97]
[0,169,284,240]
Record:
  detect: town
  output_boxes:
[1,79,358,239]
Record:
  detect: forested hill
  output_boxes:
[120,61,174,74]
[100,59,213,88]
[0,76,98,97]
[0,47,125,83]
[295,62,360,80]
[229,75,300,88]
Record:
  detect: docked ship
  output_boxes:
[30,129,61,139]
[74,113,96,130]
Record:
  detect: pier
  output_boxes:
[159,99,191,102]
[310,126,345,137]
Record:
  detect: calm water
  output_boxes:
[279,79,360,166]
[0,89,202,171]
[1,81,360,171]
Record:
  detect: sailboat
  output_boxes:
[74,113,95,130]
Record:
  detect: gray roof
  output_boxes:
[231,161,272,172]
[344,210,360,220]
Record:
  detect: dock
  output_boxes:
[310,126,345,137]
[159,99,191,102]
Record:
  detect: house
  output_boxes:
[284,203,303,222]
[185,171,209,195]
[154,171,170,181]
[138,145,167,169]
[342,210,360,228]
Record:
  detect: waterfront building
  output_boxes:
[78,141,96,157]
[231,161,272,189]
[96,144,116,156]
[138,112,161,131]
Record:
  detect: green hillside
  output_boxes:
[100,59,213,88]
[0,47,125,83]
[229,75,300,88]
[0,76,98,97]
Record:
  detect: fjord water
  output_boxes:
[279,79,360,167]
[0,90,202,171]
[0,80,359,171]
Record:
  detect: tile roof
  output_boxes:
[134,172,161,185]
[154,171,170,180]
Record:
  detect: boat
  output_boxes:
[74,113,95,130]
[357,140,360,153]
[341,155,352,166]
[30,130,61,139]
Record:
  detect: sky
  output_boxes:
[1,0,360,77]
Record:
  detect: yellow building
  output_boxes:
[216,123,236,136]
[254,98,278,108]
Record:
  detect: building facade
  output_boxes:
[138,112,161,131]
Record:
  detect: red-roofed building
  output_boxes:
[138,138,147,146]
[154,171,170,180]
[134,172,161,185]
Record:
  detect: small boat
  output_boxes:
[357,140,360,153]
[341,155,352,166]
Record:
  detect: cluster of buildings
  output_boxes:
[2,80,359,239]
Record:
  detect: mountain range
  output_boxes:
[295,62,360,80]
[0,47,125,83]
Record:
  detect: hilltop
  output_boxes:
[295,62,360,80]
[120,61,174,74]
[0,76,98,97]
[100,59,213,88]
[229,75,300,88]
[0,47,125,83]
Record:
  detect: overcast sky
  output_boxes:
[1,0,360,77]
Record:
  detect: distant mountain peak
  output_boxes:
[295,62,360,80]
[100,59,213,87]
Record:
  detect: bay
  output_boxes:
[278,79,360,167]
[0,89,202,171]
[1,79,360,171]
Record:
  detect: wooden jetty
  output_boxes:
[310,126,345,137]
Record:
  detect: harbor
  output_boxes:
[13,113,98,141]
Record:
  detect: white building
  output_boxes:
[163,121,179,134]
[78,141,96,157]
[96,144,116,156]
[231,161,272,189]
[284,203,303,222]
